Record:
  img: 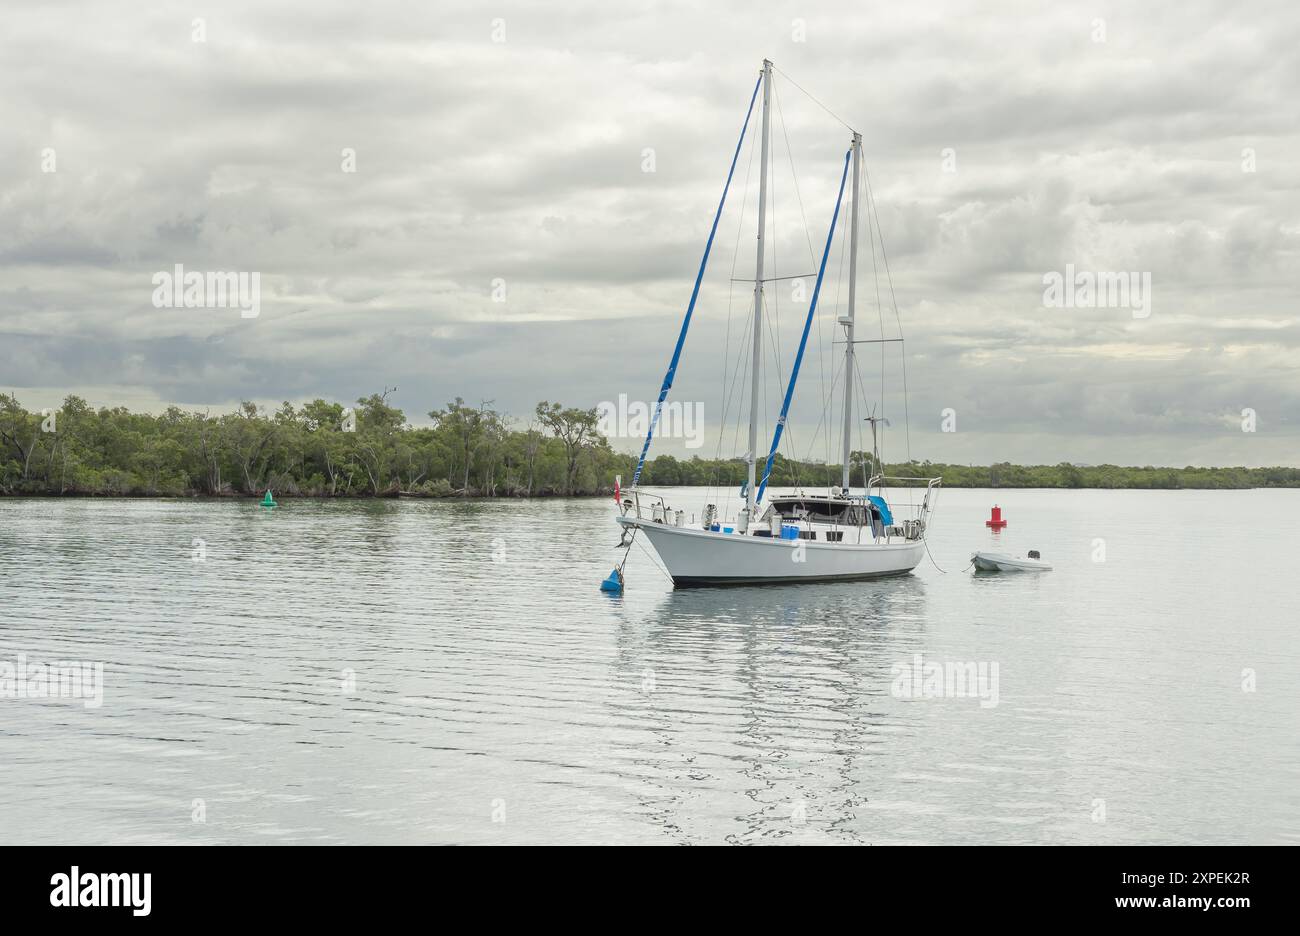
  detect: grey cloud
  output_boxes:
[1,0,1297,467]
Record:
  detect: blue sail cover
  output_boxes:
[867,495,893,526]
[631,73,763,487]
[756,148,852,503]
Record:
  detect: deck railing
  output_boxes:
[619,489,687,526]
[867,475,942,538]
[622,477,942,541]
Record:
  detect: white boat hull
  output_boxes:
[971,552,1052,572]
[619,516,924,586]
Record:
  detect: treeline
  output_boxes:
[0,393,626,497]
[2,394,1296,496]
[897,461,1300,490]
[635,455,1300,490]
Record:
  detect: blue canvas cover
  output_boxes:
[866,496,893,526]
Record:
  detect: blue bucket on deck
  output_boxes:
[710,523,721,532]
[780,524,799,541]
[722,526,734,534]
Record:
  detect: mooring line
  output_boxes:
[632,535,675,585]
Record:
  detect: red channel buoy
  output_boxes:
[986,505,1007,529]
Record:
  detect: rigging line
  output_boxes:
[755,116,779,502]
[854,352,902,498]
[724,307,755,453]
[850,349,865,488]
[722,305,754,506]
[852,354,875,482]
[762,292,775,489]
[771,63,855,134]
[807,196,849,489]
[772,78,818,268]
[830,215,848,487]
[824,189,849,467]
[797,346,837,471]
[815,294,829,485]
[711,301,753,496]
[632,533,676,584]
[777,75,837,493]
[713,303,753,496]
[707,322,748,512]
[856,360,867,490]
[715,276,735,495]
[616,528,637,573]
[776,75,828,482]
[766,291,805,491]
[796,344,847,484]
[765,140,801,494]
[708,101,760,502]
[632,71,762,488]
[863,161,912,462]
[920,491,963,573]
[857,351,889,483]
[763,291,788,415]
[757,147,851,503]
[711,109,761,496]
[865,151,886,466]
[922,534,967,574]
[716,325,749,514]
[769,114,781,455]
[720,140,758,401]
[813,272,829,480]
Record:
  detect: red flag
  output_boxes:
[614,475,621,503]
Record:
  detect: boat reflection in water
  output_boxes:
[604,576,930,844]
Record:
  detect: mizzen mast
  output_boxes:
[840,131,862,492]
[746,59,773,525]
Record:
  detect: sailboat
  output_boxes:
[616,60,940,587]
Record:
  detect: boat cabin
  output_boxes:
[768,493,890,538]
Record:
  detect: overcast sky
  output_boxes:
[2,0,1296,467]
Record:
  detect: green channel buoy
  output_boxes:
[261,490,277,508]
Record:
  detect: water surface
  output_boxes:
[1,488,1296,844]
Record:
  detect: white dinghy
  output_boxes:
[971,551,1053,572]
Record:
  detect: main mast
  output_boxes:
[840,131,862,492]
[746,59,773,522]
